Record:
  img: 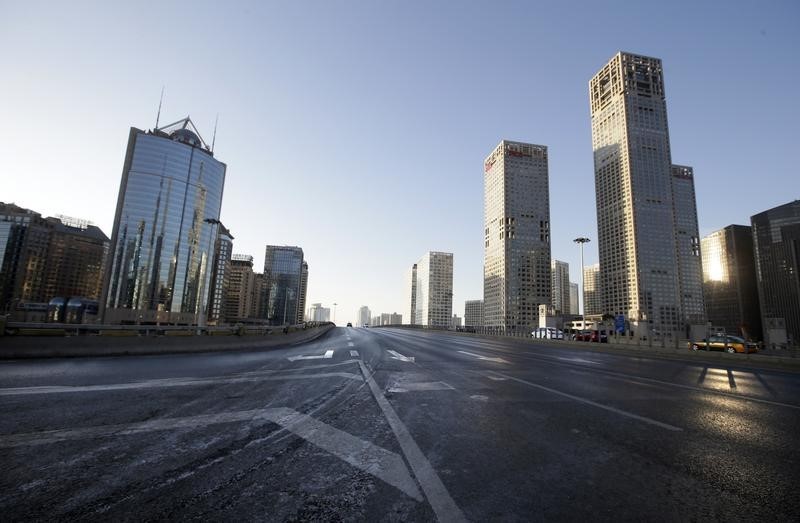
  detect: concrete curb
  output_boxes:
[0,325,336,360]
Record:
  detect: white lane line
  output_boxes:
[387,382,454,393]
[287,349,334,362]
[490,371,683,432]
[0,407,423,501]
[349,350,360,358]
[487,376,507,381]
[358,361,466,522]
[387,350,415,363]
[457,350,508,364]
[556,357,600,365]
[348,342,355,347]
[0,372,362,396]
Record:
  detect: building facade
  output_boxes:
[569,282,579,315]
[751,201,800,346]
[264,245,304,326]
[484,140,551,332]
[410,251,453,327]
[589,52,701,335]
[102,117,226,325]
[207,224,233,325]
[1,203,109,314]
[358,306,371,327]
[583,263,602,316]
[551,259,570,314]
[224,254,256,323]
[307,303,331,322]
[671,165,705,326]
[297,261,308,324]
[701,225,762,340]
[464,299,484,328]
[405,263,417,325]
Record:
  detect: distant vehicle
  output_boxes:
[574,329,608,343]
[363,324,369,328]
[689,335,757,354]
[346,322,352,327]
[531,327,564,339]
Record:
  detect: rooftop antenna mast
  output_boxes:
[155,86,165,129]
[211,113,219,153]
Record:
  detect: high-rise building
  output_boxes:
[0,203,109,312]
[405,264,417,325]
[551,260,570,314]
[389,312,402,324]
[583,263,602,316]
[224,254,256,323]
[589,52,702,334]
[569,283,579,315]
[264,245,304,325]
[409,251,453,327]
[701,225,762,340]
[207,224,233,325]
[297,261,308,324]
[484,140,551,332]
[451,314,462,329]
[307,303,330,322]
[371,315,381,326]
[751,201,800,346]
[102,117,226,325]
[358,306,371,327]
[671,165,705,326]
[464,299,484,327]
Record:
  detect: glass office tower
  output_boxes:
[102,117,226,325]
[264,246,305,326]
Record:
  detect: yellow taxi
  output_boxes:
[689,334,758,354]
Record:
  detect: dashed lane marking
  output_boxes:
[347,342,355,347]
[387,349,415,363]
[350,350,359,358]
[457,350,508,364]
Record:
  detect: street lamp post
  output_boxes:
[333,302,337,324]
[573,237,591,332]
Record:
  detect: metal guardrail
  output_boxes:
[2,321,335,338]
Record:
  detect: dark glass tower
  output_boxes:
[264,246,304,326]
[102,117,226,325]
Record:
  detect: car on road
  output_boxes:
[531,327,564,339]
[689,334,758,354]
[573,329,608,343]
[346,322,352,327]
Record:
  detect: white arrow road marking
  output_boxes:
[387,350,415,363]
[0,407,423,501]
[287,349,334,362]
[457,350,508,364]
[349,350,359,358]
[387,381,454,393]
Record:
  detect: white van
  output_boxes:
[531,327,565,339]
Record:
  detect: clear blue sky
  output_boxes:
[1,1,798,326]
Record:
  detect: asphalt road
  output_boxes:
[1,327,799,521]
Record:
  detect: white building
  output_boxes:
[583,263,601,316]
[408,252,453,327]
[358,306,371,327]
[484,140,551,332]
[307,303,330,322]
[589,52,702,334]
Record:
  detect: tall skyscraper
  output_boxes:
[307,303,330,322]
[671,165,705,326]
[701,225,762,340]
[224,254,256,323]
[464,299,484,328]
[405,263,417,325]
[484,140,551,332]
[751,201,800,345]
[409,251,453,327]
[551,259,570,314]
[583,263,602,316]
[569,283,579,315]
[207,223,233,325]
[102,117,226,325]
[264,245,304,326]
[589,52,702,334]
[358,306,371,327]
[297,261,308,324]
